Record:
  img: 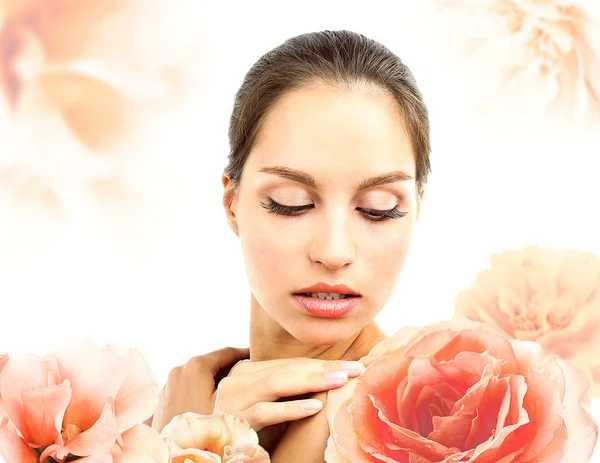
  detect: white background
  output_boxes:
[1,1,599,459]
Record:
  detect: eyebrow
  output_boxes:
[258,166,414,191]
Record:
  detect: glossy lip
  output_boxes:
[294,282,361,296]
[293,294,360,318]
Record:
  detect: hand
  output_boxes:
[149,347,250,432]
[213,358,365,451]
[269,391,330,463]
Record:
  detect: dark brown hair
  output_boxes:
[225,30,431,190]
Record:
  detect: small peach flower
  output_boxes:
[455,244,600,398]
[325,319,598,462]
[161,412,270,463]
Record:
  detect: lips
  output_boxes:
[292,282,362,318]
[294,282,361,296]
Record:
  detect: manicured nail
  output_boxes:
[324,370,348,381]
[341,361,365,374]
[301,399,323,411]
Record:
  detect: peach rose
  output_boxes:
[160,412,270,463]
[0,340,160,462]
[432,0,600,120]
[455,245,600,398]
[325,319,598,462]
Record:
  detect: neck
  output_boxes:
[248,293,387,362]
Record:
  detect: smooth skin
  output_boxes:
[154,80,423,460]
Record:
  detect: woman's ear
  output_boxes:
[222,174,239,237]
[416,187,425,222]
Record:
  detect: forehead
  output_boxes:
[247,83,415,174]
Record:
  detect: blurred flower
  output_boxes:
[0,341,160,462]
[434,0,600,119]
[325,319,598,462]
[0,0,193,150]
[161,412,270,463]
[0,0,205,262]
[455,245,600,398]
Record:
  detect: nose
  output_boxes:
[308,210,356,270]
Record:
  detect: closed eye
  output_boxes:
[357,207,408,221]
[260,199,314,216]
[260,199,407,222]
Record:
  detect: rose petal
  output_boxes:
[352,356,411,427]
[359,327,420,368]
[0,417,38,463]
[55,341,158,432]
[0,353,62,440]
[553,358,598,463]
[327,397,371,462]
[0,353,8,372]
[38,70,137,151]
[41,397,120,461]
[106,344,160,431]
[324,436,351,463]
[454,287,517,337]
[223,441,270,463]
[112,424,169,463]
[161,412,261,459]
[21,379,72,447]
[74,449,115,463]
[3,0,121,62]
[164,437,221,463]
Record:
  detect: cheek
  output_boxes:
[237,205,301,295]
[362,223,414,292]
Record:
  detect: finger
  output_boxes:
[231,357,323,375]
[226,358,251,378]
[244,398,324,431]
[232,357,365,379]
[223,366,355,406]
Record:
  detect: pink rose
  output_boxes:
[455,245,600,398]
[161,412,270,463]
[325,319,598,462]
[0,341,159,462]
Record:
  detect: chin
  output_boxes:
[287,324,356,347]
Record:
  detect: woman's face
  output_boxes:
[224,82,422,346]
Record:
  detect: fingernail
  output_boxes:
[341,361,365,373]
[324,370,348,381]
[301,399,323,411]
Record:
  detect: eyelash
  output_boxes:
[260,199,408,222]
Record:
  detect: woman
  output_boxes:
[152,29,431,461]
